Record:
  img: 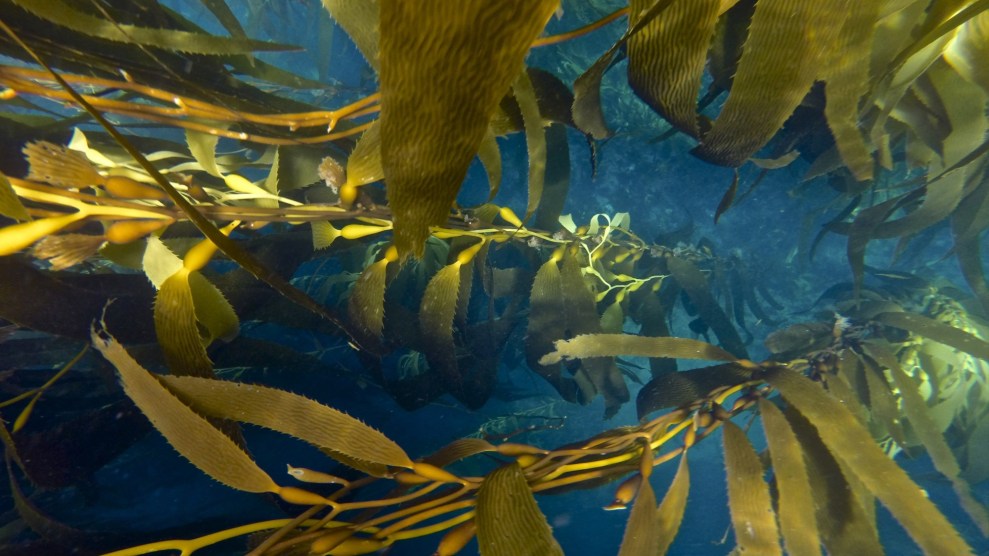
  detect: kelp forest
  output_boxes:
[2,0,989,555]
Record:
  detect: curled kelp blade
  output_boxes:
[512,69,547,223]
[475,462,563,556]
[159,375,413,472]
[91,329,279,495]
[764,366,974,555]
[758,399,821,556]
[722,419,782,555]
[540,333,739,366]
[378,0,559,256]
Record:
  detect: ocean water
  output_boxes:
[2,1,989,555]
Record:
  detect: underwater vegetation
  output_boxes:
[1,0,989,554]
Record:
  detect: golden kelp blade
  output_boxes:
[626,0,720,138]
[764,366,975,555]
[540,333,739,366]
[758,399,821,556]
[91,329,279,495]
[347,251,392,348]
[419,262,463,388]
[476,462,563,556]
[511,69,547,222]
[656,453,690,556]
[160,375,413,470]
[378,0,559,256]
[617,476,659,556]
[0,171,29,222]
[693,0,845,167]
[722,420,782,555]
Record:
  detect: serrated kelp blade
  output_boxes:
[722,419,782,555]
[864,342,989,535]
[871,168,965,240]
[0,171,30,222]
[476,462,563,556]
[345,119,383,189]
[822,3,881,181]
[424,438,496,467]
[525,258,580,402]
[378,0,559,256]
[188,271,239,343]
[617,478,659,556]
[764,366,974,555]
[694,0,844,167]
[10,0,297,54]
[875,311,989,361]
[784,404,883,556]
[656,452,690,556]
[347,258,389,345]
[186,129,223,178]
[160,375,413,469]
[321,0,380,70]
[155,270,215,378]
[419,263,462,388]
[91,331,278,494]
[759,399,821,556]
[627,0,720,138]
[511,69,547,223]
[541,333,738,365]
[945,11,989,94]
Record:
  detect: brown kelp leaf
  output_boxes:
[636,363,753,419]
[347,251,392,348]
[525,257,585,403]
[540,334,738,366]
[477,129,503,202]
[821,3,880,181]
[875,311,989,362]
[872,170,966,240]
[424,438,496,467]
[656,453,690,555]
[512,69,547,222]
[626,0,721,138]
[758,399,821,556]
[722,419,782,555]
[0,171,30,222]
[617,477,659,556]
[476,462,563,556]
[532,124,570,231]
[91,330,279,494]
[378,0,559,255]
[864,341,989,535]
[10,0,297,54]
[764,366,974,555]
[859,352,908,448]
[419,262,463,389]
[160,375,413,470]
[846,196,902,300]
[573,0,676,139]
[321,0,380,70]
[666,256,748,358]
[713,169,738,224]
[784,403,883,556]
[694,0,844,167]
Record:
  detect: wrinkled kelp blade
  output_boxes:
[161,375,413,470]
[11,0,297,54]
[694,0,843,167]
[92,331,278,494]
[419,262,463,390]
[345,119,384,189]
[378,0,559,255]
[540,333,738,365]
[626,0,720,138]
[764,366,974,555]
[154,270,215,379]
[347,257,390,349]
[188,271,238,343]
[617,477,659,556]
[476,463,563,556]
[864,342,989,535]
[656,452,690,555]
[722,419,782,555]
[759,399,821,556]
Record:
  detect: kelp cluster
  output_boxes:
[2,0,989,554]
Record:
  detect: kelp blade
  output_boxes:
[656,453,690,555]
[476,462,563,556]
[540,333,739,365]
[722,419,782,555]
[617,477,659,556]
[378,0,559,255]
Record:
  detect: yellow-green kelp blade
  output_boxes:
[91,329,279,494]
[540,333,739,366]
[722,419,782,555]
[160,375,413,471]
[378,0,559,256]
[476,462,563,556]
[764,365,974,555]
[617,476,659,556]
[656,452,690,555]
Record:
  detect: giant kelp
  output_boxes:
[1,1,989,555]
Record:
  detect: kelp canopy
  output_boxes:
[1,0,989,554]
